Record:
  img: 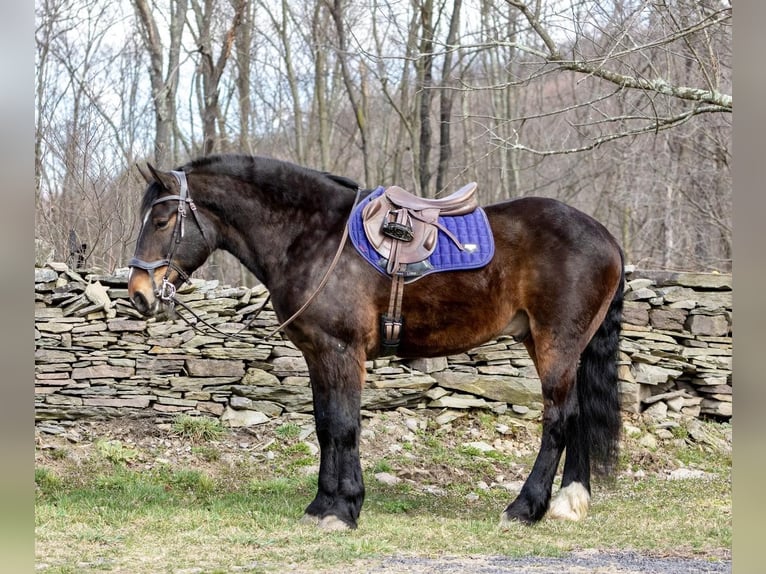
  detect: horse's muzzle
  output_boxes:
[130,290,156,317]
[127,267,162,317]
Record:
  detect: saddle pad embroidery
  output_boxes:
[349,186,495,283]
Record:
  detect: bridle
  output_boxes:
[128,170,211,305]
[128,168,363,340]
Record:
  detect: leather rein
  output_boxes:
[129,170,361,341]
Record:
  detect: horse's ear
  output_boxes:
[136,163,154,185]
[144,163,177,190]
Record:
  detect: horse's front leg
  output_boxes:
[301,344,366,530]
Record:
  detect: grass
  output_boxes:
[35,471,730,572]
[95,439,139,465]
[171,414,227,442]
[35,415,731,573]
[275,422,302,439]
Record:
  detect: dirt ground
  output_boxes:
[35,410,545,490]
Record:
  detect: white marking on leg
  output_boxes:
[499,511,514,529]
[299,513,320,525]
[547,482,590,521]
[318,515,351,531]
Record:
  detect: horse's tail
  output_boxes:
[577,252,625,477]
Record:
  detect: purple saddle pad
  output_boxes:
[349,186,495,283]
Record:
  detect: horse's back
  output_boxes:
[486,196,620,257]
[389,196,623,358]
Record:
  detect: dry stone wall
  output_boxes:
[34,263,732,427]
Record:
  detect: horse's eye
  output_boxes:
[154,217,170,230]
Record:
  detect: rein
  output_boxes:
[167,292,271,342]
[262,185,362,337]
[130,172,362,342]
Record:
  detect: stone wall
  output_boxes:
[34,263,732,427]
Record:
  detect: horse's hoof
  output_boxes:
[499,511,514,530]
[318,515,353,531]
[499,510,530,529]
[500,496,543,527]
[546,482,590,522]
[299,513,320,525]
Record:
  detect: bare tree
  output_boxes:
[35,0,731,276]
[132,0,188,166]
[309,1,333,170]
[35,0,149,270]
[497,0,731,155]
[233,0,254,154]
[435,0,463,194]
[188,0,246,155]
[328,0,372,185]
[414,0,435,196]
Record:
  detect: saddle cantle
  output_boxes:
[349,183,495,355]
[361,183,479,274]
[383,182,478,214]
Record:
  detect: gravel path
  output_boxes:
[353,551,731,574]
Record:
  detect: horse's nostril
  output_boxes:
[131,291,150,316]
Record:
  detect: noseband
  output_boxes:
[128,170,209,304]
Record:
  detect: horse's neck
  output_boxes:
[211,179,351,286]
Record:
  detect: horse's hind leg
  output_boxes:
[501,339,580,525]
[546,407,592,521]
[301,345,366,530]
[549,284,624,521]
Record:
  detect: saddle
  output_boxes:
[362,182,478,275]
[360,182,479,355]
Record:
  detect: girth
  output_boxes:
[362,183,479,355]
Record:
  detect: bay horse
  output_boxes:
[127,153,624,531]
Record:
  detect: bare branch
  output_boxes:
[502,104,724,157]
[503,0,732,110]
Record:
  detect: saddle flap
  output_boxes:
[362,195,438,263]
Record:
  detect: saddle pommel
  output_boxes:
[384,182,478,216]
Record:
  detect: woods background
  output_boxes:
[34,0,732,285]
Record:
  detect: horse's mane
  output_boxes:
[139,154,361,215]
[189,154,359,192]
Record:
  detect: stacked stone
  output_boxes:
[617,268,732,420]
[34,263,732,427]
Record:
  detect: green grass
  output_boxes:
[35,416,731,572]
[191,444,221,462]
[275,422,302,439]
[171,414,227,442]
[95,439,139,465]
[36,466,730,572]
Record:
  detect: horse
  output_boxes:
[127,153,624,531]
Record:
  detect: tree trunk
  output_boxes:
[132,0,187,166]
[235,0,253,153]
[415,0,434,196]
[435,0,462,195]
[329,0,371,185]
[190,0,245,156]
[312,2,331,171]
